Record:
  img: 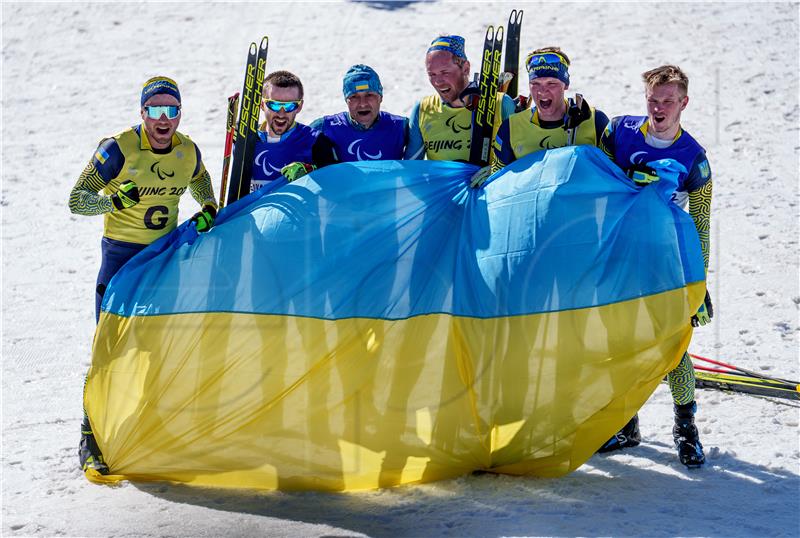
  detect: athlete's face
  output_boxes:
[262,84,303,136]
[646,82,688,140]
[529,77,567,122]
[346,91,382,128]
[141,94,181,150]
[426,51,470,106]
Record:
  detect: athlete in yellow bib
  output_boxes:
[404,34,515,162]
[68,76,218,474]
[490,47,610,176]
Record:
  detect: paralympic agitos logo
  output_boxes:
[445,115,470,134]
[538,136,561,149]
[150,161,175,181]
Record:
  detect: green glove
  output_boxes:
[469,166,492,188]
[281,162,315,182]
[626,163,660,185]
[191,204,217,233]
[691,290,714,327]
[110,180,140,210]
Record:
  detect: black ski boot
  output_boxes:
[673,401,705,468]
[597,414,641,453]
[78,416,109,474]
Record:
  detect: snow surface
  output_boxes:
[2,1,799,536]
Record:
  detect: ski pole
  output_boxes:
[218,92,240,208]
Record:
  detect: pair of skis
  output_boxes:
[219,36,269,207]
[468,9,523,166]
[689,353,799,402]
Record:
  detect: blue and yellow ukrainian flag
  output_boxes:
[85,146,705,490]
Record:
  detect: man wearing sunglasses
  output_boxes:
[250,70,336,192]
[598,65,712,468]
[68,76,218,474]
[310,64,408,162]
[487,47,609,179]
[404,34,516,161]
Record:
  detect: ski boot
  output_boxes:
[597,414,641,453]
[673,401,705,468]
[78,418,109,475]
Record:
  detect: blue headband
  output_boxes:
[526,52,570,86]
[141,76,181,106]
[427,35,467,60]
[342,64,383,98]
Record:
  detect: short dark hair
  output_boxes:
[263,70,304,99]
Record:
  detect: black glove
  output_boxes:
[459,84,481,111]
[563,94,591,130]
[110,180,140,211]
[190,204,217,233]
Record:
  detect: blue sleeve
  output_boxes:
[309,117,324,130]
[403,101,425,160]
[492,118,515,166]
[594,109,610,144]
[685,152,712,192]
[500,94,516,121]
[193,144,203,177]
[599,115,620,160]
[91,138,125,184]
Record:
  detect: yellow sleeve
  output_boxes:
[68,162,114,216]
[688,180,712,272]
[188,164,218,209]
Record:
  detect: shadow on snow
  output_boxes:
[135,441,798,538]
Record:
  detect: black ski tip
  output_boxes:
[260,36,269,49]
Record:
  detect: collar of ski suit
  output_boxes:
[347,113,380,131]
[258,121,299,141]
[139,125,181,151]
[529,101,569,127]
[640,119,683,142]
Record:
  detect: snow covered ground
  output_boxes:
[2,1,798,536]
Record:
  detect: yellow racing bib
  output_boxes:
[102,128,201,244]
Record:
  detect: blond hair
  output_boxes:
[642,65,688,96]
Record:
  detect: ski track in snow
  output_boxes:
[2,2,798,537]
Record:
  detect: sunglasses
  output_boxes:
[144,105,181,120]
[264,99,302,113]
[526,52,570,70]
